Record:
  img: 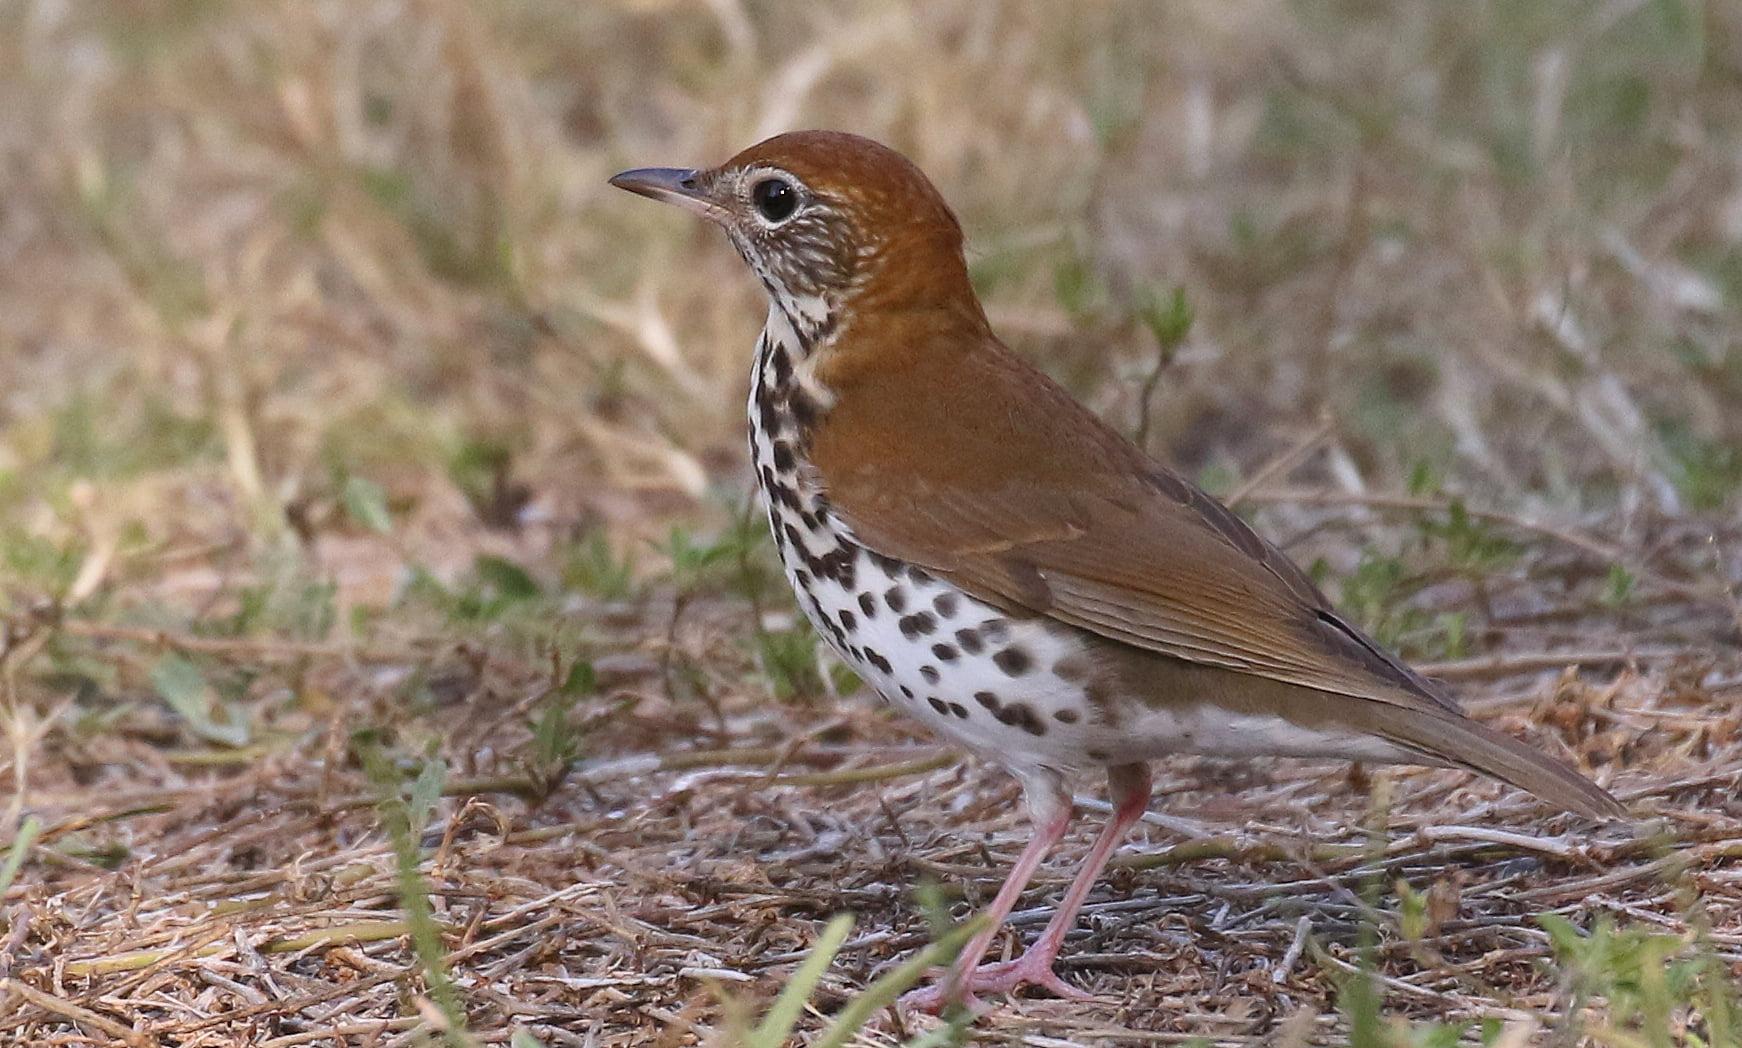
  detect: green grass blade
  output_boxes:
[748,912,855,1048]
[811,915,988,1048]
[0,815,42,897]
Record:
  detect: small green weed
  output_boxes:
[561,531,637,602]
[1539,913,1741,1048]
[358,738,471,1046]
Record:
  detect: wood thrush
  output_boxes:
[610,131,1625,1011]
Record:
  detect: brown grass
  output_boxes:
[2,0,1741,1044]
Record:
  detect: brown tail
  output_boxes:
[1365,704,1627,821]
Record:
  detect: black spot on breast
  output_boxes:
[931,643,957,662]
[864,649,892,675]
[870,551,905,577]
[993,647,1032,676]
[758,395,784,436]
[955,628,983,655]
[908,567,932,584]
[949,702,969,719]
[900,685,914,698]
[858,592,877,618]
[788,389,820,430]
[1053,708,1081,724]
[974,691,1000,710]
[825,549,856,588]
[898,612,936,639]
[981,619,1010,643]
[837,609,856,632]
[1086,748,1109,761]
[919,665,940,684]
[795,569,811,589]
[932,592,959,617]
[772,441,796,472]
[885,587,907,613]
[769,344,793,385]
[927,696,949,716]
[1053,656,1091,683]
[994,702,1046,736]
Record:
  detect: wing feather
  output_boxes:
[808,324,1460,716]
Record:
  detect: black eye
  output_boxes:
[752,178,798,223]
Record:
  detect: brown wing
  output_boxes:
[808,319,1459,716]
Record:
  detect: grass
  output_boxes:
[1,0,1740,1044]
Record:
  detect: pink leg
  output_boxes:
[905,764,1153,1013]
[901,782,1074,1014]
[970,763,1153,996]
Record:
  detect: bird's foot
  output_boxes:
[901,953,1093,1014]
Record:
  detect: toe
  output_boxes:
[898,984,947,1015]
[898,982,985,1016]
[1025,966,1093,1001]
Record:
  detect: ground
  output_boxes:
[2,1,1742,1045]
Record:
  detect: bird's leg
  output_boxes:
[905,765,1153,1012]
[902,780,1074,1014]
[919,759,1149,1002]
[967,762,1152,998]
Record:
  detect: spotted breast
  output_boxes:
[747,305,1109,785]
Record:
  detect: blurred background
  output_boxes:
[4,1,1742,1044]
[2,0,1737,617]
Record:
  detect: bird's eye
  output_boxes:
[751,177,798,223]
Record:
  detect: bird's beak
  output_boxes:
[608,167,723,220]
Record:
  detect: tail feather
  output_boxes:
[1364,703,1627,821]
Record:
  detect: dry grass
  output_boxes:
[2,0,1741,1044]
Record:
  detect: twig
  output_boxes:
[1112,837,1364,872]
[762,751,956,787]
[60,921,440,978]
[1417,648,1689,681]
[1418,825,1579,861]
[1,977,152,1046]
[1272,914,1312,983]
[1226,415,1335,510]
[259,1018,420,1048]
[51,619,412,664]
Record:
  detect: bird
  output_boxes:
[609,131,1626,1012]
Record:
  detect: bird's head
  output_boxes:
[610,131,980,335]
